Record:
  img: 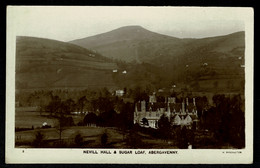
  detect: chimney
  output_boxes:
[149,95,153,103]
[149,95,156,103]
[193,98,196,106]
[182,102,185,113]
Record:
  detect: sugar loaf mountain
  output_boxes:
[16,26,245,93]
[70,25,245,93]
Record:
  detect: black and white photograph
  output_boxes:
[6,6,253,164]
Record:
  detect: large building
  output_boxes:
[134,95,199,129]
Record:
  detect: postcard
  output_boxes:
[6,6,254,164]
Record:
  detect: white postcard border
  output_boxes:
[6,6,254,164]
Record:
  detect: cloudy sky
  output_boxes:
[7,6,248,42]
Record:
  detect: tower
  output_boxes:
[135,103,138,112]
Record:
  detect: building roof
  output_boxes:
[169,103,182,112]
[190,115,198,120]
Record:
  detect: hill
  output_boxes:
[16,36,118,91]
[70,26,245,93]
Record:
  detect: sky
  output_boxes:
[7,6,247,42]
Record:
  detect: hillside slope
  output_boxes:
[70,26,245,93]
[16,36,118,91]
[70,26,244,64]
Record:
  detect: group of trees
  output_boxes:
[135,94,244,149]
[36,87,134,130]
[82,102,134,129]
[157,114,195,148]
[201,94,245,148]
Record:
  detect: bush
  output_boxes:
[59,116,75,127]
[126,130,143,148]
[83,113,98,126]
[77,121,84,126]
[32,131,45,147]
[74,133,84,147]
[101,132,108,147]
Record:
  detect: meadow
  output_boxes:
[15,125,178,148]
[15,107,179,148]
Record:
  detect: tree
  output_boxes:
[83,113,98,126]
[228,94,245,148]
[55,116,67,146]
[178,126,188,149]
[99,109,118,127]
[123,87,127,96]
[196,96,208,122]
[45,95,61,116]
[156,95,165,102]
[212,94,225,108]
[77,96,87,113]
[100,87,111,98]
[53,102,74,146]
[74,133,84,147]
[63,98,75,114]
[101,132,108,147]
[203,94,245,148]
[126,129,143,148]
[117,102,134,129]
[158,114,171,140]
[97,97,114,114]
[33,131,45,147]
[132,86,149,102]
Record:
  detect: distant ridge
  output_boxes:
[16,26,245,93]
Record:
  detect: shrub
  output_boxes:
[101,132,108,147]
[83,112,98,125]
[126,130,143,148]
[32,131,45,147]
[74,133,84,147]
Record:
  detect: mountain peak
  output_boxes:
[115,25,145,30]
[108,25,151,35]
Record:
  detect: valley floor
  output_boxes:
[15,107,241,149]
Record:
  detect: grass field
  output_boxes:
[15,126,178,149]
